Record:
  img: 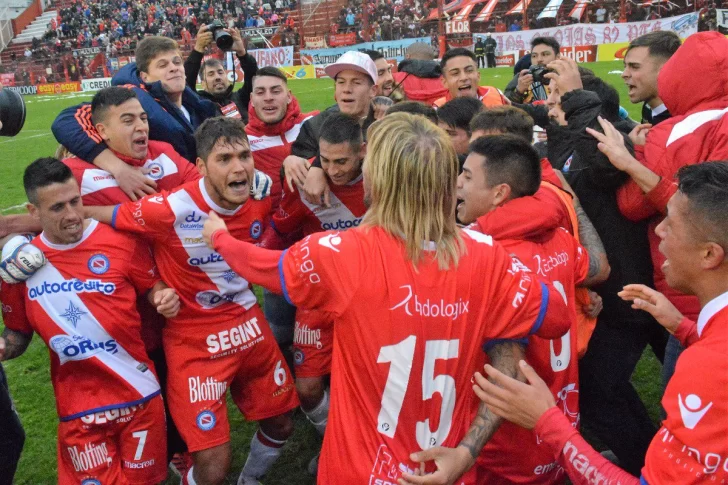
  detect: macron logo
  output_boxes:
[678,393,712,430]
[318,232,342,252]
[390,285,469,320]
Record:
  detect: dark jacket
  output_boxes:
[291,105,376,160]
[640,102,671,125]
[52,63,220,163]
[544,90,655,326]
[183,49,258,124]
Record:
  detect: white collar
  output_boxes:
[40,219,98,251]
[652,103,668,117]
[199,178,243,216]
[696,290,728,337]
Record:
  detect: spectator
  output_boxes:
[506,36,560,104]
[434,48,508,108]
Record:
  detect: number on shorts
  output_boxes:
[131,430,148,461]
[274,359,287,386]
[377,336,459,450]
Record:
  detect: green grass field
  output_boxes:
[1,61,662,484]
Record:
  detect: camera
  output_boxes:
[529,65,553,85]
[0,88,26,137]
[207,20,233,51]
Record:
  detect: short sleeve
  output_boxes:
[111,191,176,240]
[1,282,33,335]
[279,231,361,315]
[125,237,161,294]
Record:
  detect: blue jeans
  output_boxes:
[263,289,297,348]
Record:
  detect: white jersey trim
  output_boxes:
[40,219,99,251]
[666,107,728,147]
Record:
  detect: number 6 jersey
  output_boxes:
[278,226,571,484]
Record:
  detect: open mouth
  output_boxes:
[262,106,278,114]
[133,136,148,149]
[228,179,249,194]
[458,84,472,93]
[64,221,82,232]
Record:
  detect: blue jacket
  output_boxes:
[51,63,220,163]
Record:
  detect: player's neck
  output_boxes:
[646,96,664,110]
[42,219,92,246]
[693,274,728,309]
[201,177,242,213]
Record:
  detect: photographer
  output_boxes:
[184,24,258,124]
[505,37,560,104]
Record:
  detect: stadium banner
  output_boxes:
[329,33,357,46]
[597,42,630,61]
[472,11,698,49]
[5,85,37,95]
[279,65,316,80]
[0,73,15,86]
[717,9,728,28]
[495,53,516,67]
[314,58,396,79]
[37,81,81,95]
[81,77,112,92]
[301,37,432,65]
[249,46,294,67]
[445,20,471,34]
[560,45,597,62]
[305,36,328,49]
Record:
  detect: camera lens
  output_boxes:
[0,88,27,137]
[214,30,233,51]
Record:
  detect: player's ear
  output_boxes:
[196,157,207,177]
[96,122,110,142]
[493,183,512,207]
[26,202,40,221]
[359,142,367,160]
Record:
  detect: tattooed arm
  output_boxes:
[0,328,32,361]
[460,341,526,458]
[574,198,610,287]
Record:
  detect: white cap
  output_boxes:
[324,51,378,84]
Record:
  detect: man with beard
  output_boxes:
[363,49,395,97]
[184,24,258,123]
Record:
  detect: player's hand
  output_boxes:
[544,57,582,94]
[618,284,684,334]
[472,361,556,430]
[154,288,180,318]
[516,69,533,94]
[112,163,157,201]
[399,446,474,485]
[372,96,394,120]
[0,235,46,284]
[0,336,6,361]
[629,123,652,146]
[250,170,272,201]
[227,28,246,57]
[586,116,638,172]
[202,212,229,249]
[282,155,310,191]
[582,290,603,318]
[194,24,213,53]
[302,166,331,207]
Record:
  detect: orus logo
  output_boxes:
[389,285,469,320]
[49,334,118,365]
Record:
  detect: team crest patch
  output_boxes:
[87,254,110,275]
[250,220,262,239]
[196,410,216,431]
[293,349,305,366]
[81,479,101,485]
[147,162,164,180]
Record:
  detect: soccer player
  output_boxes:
[260,112,367,472]
[201,113,571,484]
[456,135,609,484]
[85,117,299,485]
[473,161,728,485]
[0,157,180,484]
[364,49,395,97]
[437,97,483,157]
[433,48,508,108]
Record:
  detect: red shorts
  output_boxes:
[292,309,333,378]
[163,305,299,453]
[57,395,167,485]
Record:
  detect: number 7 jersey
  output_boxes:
[279,226,570,484]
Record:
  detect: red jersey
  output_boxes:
[1,221,161,421]
[279,226,571,484]
[111,178,271,328]
[273,174,365,236]
[63,141,200,207]
[475,226,589,484]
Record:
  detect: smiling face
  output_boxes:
[28,178,86,245]
[251,75,291,124]
[622,46,662,106]
[95,98,149,159]
[442,55,480,99]
[197,138,255,210]
[335,70,377,118]
[319,139,363,186]
[139,49,186,96]
[202,61,231,95]
[373,58,394,97]
[456,152,505,224]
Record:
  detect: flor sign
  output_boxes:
[445,20,470,34]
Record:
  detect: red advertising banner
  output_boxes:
[37,82,82,95]
[495,54,515,67]
[0,73,15,86]
[329,33,356,47]
[559,45,597,63]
